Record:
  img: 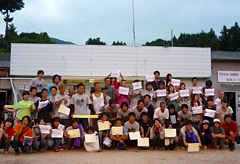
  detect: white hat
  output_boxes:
[213,119,221,123]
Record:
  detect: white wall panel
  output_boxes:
[10,43,211,78]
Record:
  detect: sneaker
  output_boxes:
[98,148,102,152]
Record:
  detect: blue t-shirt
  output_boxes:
[46,83,59,96]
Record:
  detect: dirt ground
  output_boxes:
[1,147,240,164]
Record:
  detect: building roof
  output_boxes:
[10,44,211,78]
[0,55,10,68]
[211,51,240,61]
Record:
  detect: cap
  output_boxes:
[213,118,221,123]
[202,120,210,125]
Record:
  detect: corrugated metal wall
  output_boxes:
[10,43,211,78]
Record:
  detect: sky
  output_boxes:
[0,0,239,46]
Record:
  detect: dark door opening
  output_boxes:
[224,92,236,121]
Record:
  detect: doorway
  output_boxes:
[224,92,236,121]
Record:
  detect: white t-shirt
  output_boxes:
[153,107,169,121]
[92,93,105,114]
[55,94,70,118]
[216,106,233,121]
[214,98,222,109]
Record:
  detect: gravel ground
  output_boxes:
[0,146,240,164]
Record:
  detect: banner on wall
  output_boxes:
[218,71,240,83]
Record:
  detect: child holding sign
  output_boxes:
[98,112,111,150]
[110,118,128,150]
[165,123,178,150]
[64,118,83,150]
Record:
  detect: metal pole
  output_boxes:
[132,0,136,46]
[171,29,173,47]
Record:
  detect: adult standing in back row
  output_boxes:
[151,71,161,91]
[30,70,45,97]
[104,77,116,99]
[46,74,61,97]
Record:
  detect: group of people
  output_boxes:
[0,70,239,156]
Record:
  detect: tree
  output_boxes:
[35,32,54,44]
[143,38,170,46]
[0,0,24,37]
[85,37,106,45]
[112,41,126,46]
[219,25,229,51]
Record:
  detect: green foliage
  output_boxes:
[85,37,106,45]
[112,41,126,46]
[144,22,240,51]
[0,0,24,36]
[0,24,54,54]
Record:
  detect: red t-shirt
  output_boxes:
[111,82,121,90]
[222,121,239,138]
[5,128,15,137]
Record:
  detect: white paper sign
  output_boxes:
[39,125,51,134]
[132,82,142,90]
[111,126,123,135]
[192,106,203,115]
[164,129,177,137]
[192,87,202,94]
[51,129,63,138]
[103,137,112,147]
[205,89,215,96]
[58,124,65,131]
[188,143,200,152]
[138,138,149,147]
[68,129,80,138]
[156,89,166,97]
[98,121,110,131]
[110,71,121,78]
[38,100,49,109]
[170,115,177,124]
[180,89,190,97]
[58,105,70,115]
[171,79,180,86]
[169,92,179,101]
[129,131,141,140]
[204,109,216,118]
[145,75,154,82]
[119,86,129,96]
[85,134,97,143]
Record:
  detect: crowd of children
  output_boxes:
[0,70,239,155]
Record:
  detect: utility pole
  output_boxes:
[171,29,173,47]
[132,0,136,46]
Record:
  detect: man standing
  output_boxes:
[70,83,94,130]
[151,70,161,91]
[30,70,45,97]
[214,92,224,109]
[104,77,116,99]
[46,74,61,96]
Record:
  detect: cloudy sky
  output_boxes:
[0,0,239,45]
